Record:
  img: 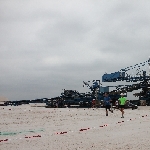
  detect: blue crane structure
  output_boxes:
[82,57,150,105]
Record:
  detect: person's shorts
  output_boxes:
[105,105,111,110]
[119,105,125,108]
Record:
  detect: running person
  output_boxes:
[103,93,111,116]
[118,93,127,118]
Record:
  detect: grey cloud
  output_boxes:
[0,0,150,100]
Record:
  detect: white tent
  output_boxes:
[0,96,8,104]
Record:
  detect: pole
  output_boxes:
[148,56,150,76]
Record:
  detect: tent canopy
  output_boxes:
[0,96,8,102]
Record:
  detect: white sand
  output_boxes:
[0,105,150,150]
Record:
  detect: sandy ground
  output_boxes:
[0,105,150,150]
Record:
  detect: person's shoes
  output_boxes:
[106,114,108,116]
[121,116,124,118]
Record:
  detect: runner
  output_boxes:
[103,93,111,116]
[118,93,127,118]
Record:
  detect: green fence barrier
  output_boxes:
[0,129,44,136]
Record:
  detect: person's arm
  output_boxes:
[124,98,127,105]
[103,98,106,105]
[109,97,112,102]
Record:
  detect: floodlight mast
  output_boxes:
[83,80,101,100]
[148,56,150,76]
[95,80,100,101]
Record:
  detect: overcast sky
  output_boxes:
[0,0,150,100]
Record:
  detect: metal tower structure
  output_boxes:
[102,57,150,105]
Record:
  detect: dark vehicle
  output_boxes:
[79,101,92,108]
[125,101,138,110]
